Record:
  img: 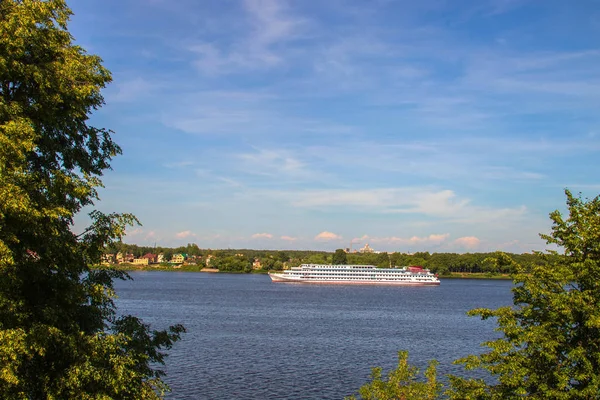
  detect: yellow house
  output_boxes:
[133,258,149,265]
[170,254,185,264]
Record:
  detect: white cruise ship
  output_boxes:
[268,264,440,286]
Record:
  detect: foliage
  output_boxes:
[332,248,348,265]
[102,244,554,276]
[210,255,253,273]
[347,351,441,400]
[375,252,390,268]
[306,253,330,264]
[0,1,183,398]
[447,190,600,399]
[350,190,600,399]
[258,257,283,271]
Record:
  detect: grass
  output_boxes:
[440,272,512,280]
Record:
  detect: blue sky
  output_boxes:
[70,0,600,253]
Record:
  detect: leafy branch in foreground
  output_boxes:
[352,190,600,400]
[447,189,600,400]
[0,0,184,398]
[348,351,441,400]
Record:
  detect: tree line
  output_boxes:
[105,242,554,276]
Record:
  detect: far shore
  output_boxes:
[94,264,512,280]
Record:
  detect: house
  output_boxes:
[133,258,149,265]
[184,258,197,266]
[252,258,262,270]
[141,253,157,264]
[117,252,134,264]
[157,253,165,263]
[170,253,186,264]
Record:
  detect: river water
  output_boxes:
[114,272,513,399]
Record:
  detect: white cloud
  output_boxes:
[176,230,196,239]
[238,148,305,176]
[352,235,370,243]
[284,188,526,223]
[124,228,160,242]
[252,233,273,239]
[314,231,342,241]
[280,235,297,241]
[359,234,450,246]
[453,236,481,249]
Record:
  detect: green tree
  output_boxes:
[259,257,276,270]
[306,253,329,264]
[276,251,289,263]
[0,1,183,398]
[375,252,390,268]
[332,249,348,265]
[448,190,600,399]
[211,255,252,272]
[352,191,600,399]
[348,351,441,400]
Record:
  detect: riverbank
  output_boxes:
[96,265,511,279]
[441,272,512,280]
[95,264,270,274]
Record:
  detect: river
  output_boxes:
[114,272,513,399]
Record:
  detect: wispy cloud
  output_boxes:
[125,228,160,242]
[164,160,195,169]
[176,230,196,239]
[355,234,450,246]
[315,231,342,241]
[252,233,274,239]
[284,188,526,223]
[190,0,307,74]
[453,236,481,249]
[280,235,297,241]
[237,148,308,179]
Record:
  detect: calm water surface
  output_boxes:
[114,272,513,399]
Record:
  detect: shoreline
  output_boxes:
[94,265,512,280]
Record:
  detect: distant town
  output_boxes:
[101,242,383,269]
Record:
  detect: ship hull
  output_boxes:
[268,273,440,286]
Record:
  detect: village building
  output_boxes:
[141,253,158,264]
[359,243,375,253]
[170,253,186,264]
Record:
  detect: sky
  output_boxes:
[69,0,600,253]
